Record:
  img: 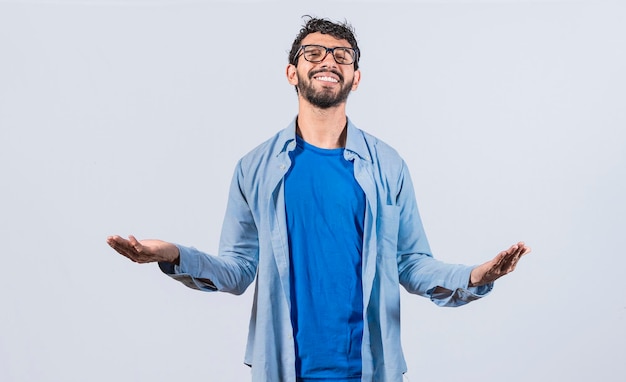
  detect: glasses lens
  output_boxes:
[333,48,355,64]
[302,45,355,65]
[303,46,326,62]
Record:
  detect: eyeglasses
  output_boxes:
[296,44,359,65]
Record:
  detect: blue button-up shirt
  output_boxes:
[160,118,492,382]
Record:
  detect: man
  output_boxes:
[107,17,531,382]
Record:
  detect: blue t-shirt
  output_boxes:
[285,136,366,380]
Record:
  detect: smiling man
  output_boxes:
[288,37,359,110]
[107,17,531,382]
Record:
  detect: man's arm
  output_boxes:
[106,160,259,295]
[394,162,531,305]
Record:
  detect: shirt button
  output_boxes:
[279,164,287,170]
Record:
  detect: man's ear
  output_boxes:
[286,64,298,86]
[351,70,361,91]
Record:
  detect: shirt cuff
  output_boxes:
[466,283,494,297]
[158,244,188,275]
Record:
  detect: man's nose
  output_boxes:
[319,50,338,68]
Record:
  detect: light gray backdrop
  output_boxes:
[1,0,624,381]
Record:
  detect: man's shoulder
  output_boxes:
[237,125,293,168]
[350,124,405,164]
[361,129,401,153]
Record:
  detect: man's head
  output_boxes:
[288,16,360,70]
[286,16,362,110]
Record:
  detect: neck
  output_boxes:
[296,99,348,149]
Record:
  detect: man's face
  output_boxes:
[287,32,361,109]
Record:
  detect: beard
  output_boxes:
[297,69,354,109]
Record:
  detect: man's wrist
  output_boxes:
[165,243,181,265]
[172,247,180,265]
[468,266,479,287]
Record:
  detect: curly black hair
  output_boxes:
[288,16,360,70]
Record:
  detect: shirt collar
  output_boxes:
[274,116,372,163]
[345,119,372,162]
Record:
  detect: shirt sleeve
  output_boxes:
[158,160,259,295]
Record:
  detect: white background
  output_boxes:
[1,0,624,381]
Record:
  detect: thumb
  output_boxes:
[128,235,142,251]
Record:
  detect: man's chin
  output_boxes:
[299,82,351,109]
[307,96,345,109]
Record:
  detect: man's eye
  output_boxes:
[337,49,355,62]
[307,49,323,58]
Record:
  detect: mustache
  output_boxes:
[309,68,344,83]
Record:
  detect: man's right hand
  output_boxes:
[106,235,180,264]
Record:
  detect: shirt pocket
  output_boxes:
[376,204,400,258]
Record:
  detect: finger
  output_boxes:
[129,235,149,261]
[507,243,530,268]
[107,235,141,261]
[511,243,531,270]
[498,244,523,272]
[519,243,532,256]
[106,235,123,247]
[128,235,140,249]
[503,243,530,272]
[498,245,517,265]
[107,235,131,253]
[495,244,518,269]
[127,235,157,263]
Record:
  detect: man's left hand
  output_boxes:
[469,242,532,287]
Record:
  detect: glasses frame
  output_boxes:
[296,44,359,66]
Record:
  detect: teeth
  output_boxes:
[315,76,338,83]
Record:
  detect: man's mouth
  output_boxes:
[310,69,343,84]
[314,76,339,83]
